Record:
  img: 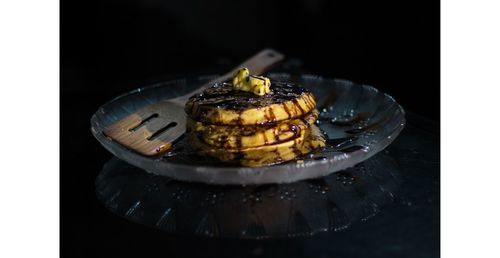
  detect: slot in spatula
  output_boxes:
[103,49,284,156]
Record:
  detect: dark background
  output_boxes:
[61,0,439,257]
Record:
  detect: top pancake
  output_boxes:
[185,81,316,125]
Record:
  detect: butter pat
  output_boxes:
[232,67,271,96]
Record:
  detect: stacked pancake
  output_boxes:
[185,78,325,167]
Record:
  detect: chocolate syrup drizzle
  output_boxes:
[188,81,309,111]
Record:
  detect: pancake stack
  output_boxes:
[185,80,325,167]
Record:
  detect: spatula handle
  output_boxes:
[170,48,284,104]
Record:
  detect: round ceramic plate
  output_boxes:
[91,73,405,185]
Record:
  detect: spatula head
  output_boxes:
[103,101,186,156]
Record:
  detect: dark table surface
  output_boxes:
[61,1,439,256]
[61,76,439,257]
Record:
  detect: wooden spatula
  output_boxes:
[103,49,284,156]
